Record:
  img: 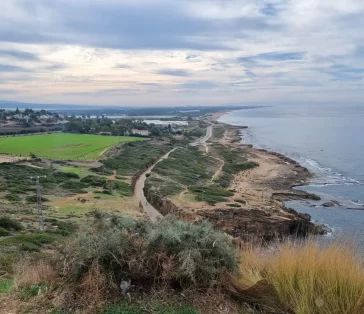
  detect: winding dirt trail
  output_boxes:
[134,148,177,221]
[134,124,213,221]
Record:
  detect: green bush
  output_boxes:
[26,195,50,203]
[66,215,237,289]
[1,233,59,252]
[0,279,13,294]
[0,217,23,231]
[103,180,132,196]
[54,171,80,180]
[4,194,21,203]
[189,186,234,205]
[45,218,76,236]
[80,175,106,187]
[0,227,10,237]
[60,181,89,193]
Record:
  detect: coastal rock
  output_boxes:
[321,200,341,208]
[272,191,321,202]
[199,208,327,243]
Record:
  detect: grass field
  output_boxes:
[0,133,146,160]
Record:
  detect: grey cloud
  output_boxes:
[157,69,190,77]
[0,49,39,60]
[0,0,273,51]
[0,64,32,72]
[238,52,305,63]
[180,80,217,89]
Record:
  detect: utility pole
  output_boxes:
[30,176,46,232]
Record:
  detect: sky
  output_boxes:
[0,0,363,106]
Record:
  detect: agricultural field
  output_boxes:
[0,133,146,160]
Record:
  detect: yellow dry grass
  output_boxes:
[232,240,364,314]
[13,259,57,289]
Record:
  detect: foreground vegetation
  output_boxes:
[0,214,363,314]
[0,133,146,160]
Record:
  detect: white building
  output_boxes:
[132,129,149,136]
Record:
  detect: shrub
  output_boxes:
[26,195,50,203]
[64,215,237,291]
[0,217,23,231]
[228,240,364,314]
[0,279,13,294]
[0,227,10,237]
[54,171,80,180]
[60,181,89,193]
[5,194,21,202]
[80,175,106,187]
[103,180,132,196]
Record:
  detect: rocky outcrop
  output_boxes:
[272,191,321,202]
[199,207,327,243]
[321,200,341,207]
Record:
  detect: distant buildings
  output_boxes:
[131,129,149,136]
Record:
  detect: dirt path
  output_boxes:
[212,157,225,181]
[134,125,213,221]
[134,148,178,222]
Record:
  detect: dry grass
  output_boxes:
[13,258,57,289]
[229,240,364,314]
[79,261,108,306]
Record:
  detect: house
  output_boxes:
[132,129,149,136]
[39,115,50,120]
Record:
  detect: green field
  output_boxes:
[0,133,146,160]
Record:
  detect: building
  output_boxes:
[131,129,149,136]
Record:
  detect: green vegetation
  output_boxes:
[103,141,171,176]
[154,147,214,186]
[0,133,146,160]
[103,180,132,197]
[0,227,10,237]
[189,186,234,205]
[19,283,47,301]
[0,279,13,294]
[66,215,236,289]
[0,233,60,252]
[0,217,23,231]
[213,145,258,187]
[146,147,217,198]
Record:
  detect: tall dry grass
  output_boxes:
[230,240,364,314]
[13,258,57,289]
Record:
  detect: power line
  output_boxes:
[30,175,47,232]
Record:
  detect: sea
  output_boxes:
[219,104,364,248]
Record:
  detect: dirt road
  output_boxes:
[134,148,177,221]
[134,125,213,221]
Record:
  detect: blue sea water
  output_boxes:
[219,104,364,246]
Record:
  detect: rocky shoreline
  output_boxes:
[141,122,329,243]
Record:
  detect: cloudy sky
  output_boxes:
[0,0,363,106]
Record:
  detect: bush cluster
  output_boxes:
[64,215,237,291]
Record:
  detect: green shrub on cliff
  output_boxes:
[64,215,237,289]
